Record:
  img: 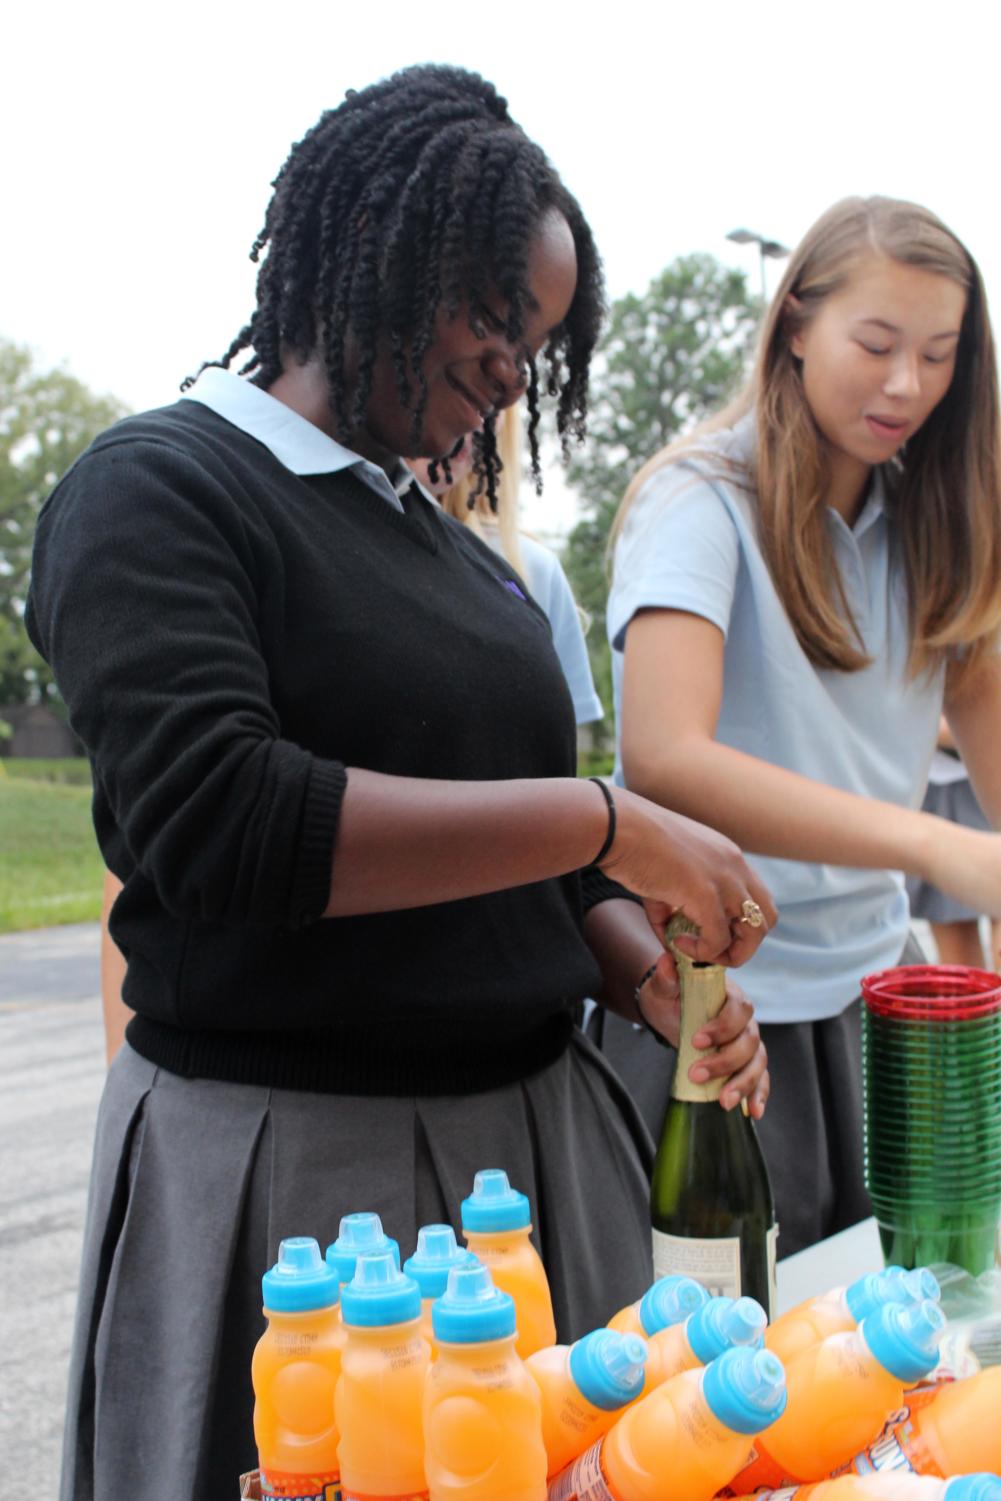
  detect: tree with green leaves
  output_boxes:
[0,339,128,706]
[564,253,760,734]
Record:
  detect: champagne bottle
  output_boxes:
[650,913,778,1317]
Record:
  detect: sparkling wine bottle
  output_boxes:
[649,914,778,1317]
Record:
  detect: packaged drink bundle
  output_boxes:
[526,1328,649,1476]
[404,1224,477,1357]
[336,1248,431,1501]
[731,1301,946,1491]
[766,1269,941,1367]
[607,1274,709,1340]
[835,1366,1001,1478]
[650,916,777,1317]
[547,1345,787,1501]
[252,1237,345,1501]
[639,1295,766,1392]
[423,1261,548,1501]
[461,1169,557,1359]
[728,1472,1001,1501]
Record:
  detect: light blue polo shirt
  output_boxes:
[607,418,942,1023]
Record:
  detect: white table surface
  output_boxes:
[775,1218,884,1313]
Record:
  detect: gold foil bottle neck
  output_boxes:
[665,913,726,1104]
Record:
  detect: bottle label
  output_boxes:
[652,1228,742,1299]
[548,1438,615,1501]
[831,1381,951,1478]
[671,961,726,1104]
[259,1469,341,1501]
[766,1222,779,1318]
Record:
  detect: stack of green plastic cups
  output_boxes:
[861,962,1001,1273]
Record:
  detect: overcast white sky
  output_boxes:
[4,0,999,534]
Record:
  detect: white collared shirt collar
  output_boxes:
[180,364,418,511]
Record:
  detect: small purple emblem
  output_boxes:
[501,579,527,600]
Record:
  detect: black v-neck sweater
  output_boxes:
[27,400,616,1095]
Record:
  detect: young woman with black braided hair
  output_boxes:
[28,65,773,1499]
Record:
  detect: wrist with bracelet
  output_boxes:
[634,957,672,1049]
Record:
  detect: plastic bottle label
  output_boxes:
[832,1382,951,1479]
[547,1438,615,1501]
[652,1228,742,1299]
[260,1468,341,1500]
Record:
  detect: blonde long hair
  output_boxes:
[439,407,525,577]
[613,197,1001,685]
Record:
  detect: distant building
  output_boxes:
[0,704,81,758]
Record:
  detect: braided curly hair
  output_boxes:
[185,64,605,506]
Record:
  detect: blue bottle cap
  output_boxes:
[687,1296,766,1365]
[339,1248,421,1328]
[569,1329,648,1411]
[403,1225,474,1299]
[637,1276,709,1336]
[262,1237,340,1313]
[432,1262,516,1343]
[702,1347,787,1435]
[945,1476,1001,1501]
[860,1299,945,1383]
[460,1169,531,1233]
[325,1212,401,1285]
[844,1272,902,1323]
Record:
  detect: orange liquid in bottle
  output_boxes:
[336,1249,431,1501]
[423,1262,547,1501]
[461,1170,556,1359]
[526,1329,647,1476]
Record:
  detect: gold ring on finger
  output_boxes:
[738,897,766,929]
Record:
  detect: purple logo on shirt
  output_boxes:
[501,578,527,600]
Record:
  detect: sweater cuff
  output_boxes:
[288,757,348,926]
[579,867,643,914]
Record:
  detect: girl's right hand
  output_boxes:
[600,786,778,967]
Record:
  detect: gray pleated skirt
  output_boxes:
[62,1032,654,1501]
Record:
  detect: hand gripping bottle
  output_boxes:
[252,1237,344,1501]
[461,1170,556,1359]
[326,1211,402,1304]
[607,1274,709,1340]
[423,1261,549,1501]
[642,1294,766,1391]
[729,1473,1001,1501]
[336,1249,431,1501]
[404,1225,477,1357]
[547,1344,787,1501]
[526,1329,649,1476]
[767,1269,941,1367]
[837,1365,1001,1478]
[731,1300,946,1491]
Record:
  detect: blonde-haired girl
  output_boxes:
[607,196,1001,1257]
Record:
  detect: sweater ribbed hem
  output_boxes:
[291,757,348,924]
[125,1012,575,1096]
[580,867,642,912]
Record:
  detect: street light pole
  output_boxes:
[726,228,791,302]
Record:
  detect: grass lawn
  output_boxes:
[0,769,103,932]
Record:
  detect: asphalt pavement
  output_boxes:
[0,923,104,1497]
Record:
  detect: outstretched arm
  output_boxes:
[620,608,1001,916]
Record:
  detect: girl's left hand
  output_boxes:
[637,954,770,1118]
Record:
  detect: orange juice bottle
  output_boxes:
[607,1275,709,1340]
[642,1294,766,1391]
[547,1345,787,1501]
[423,1260,548,1501]
[767,1269,940,1367]
[461,1170,556,1359]
[526,1328,648,1477]
[252,1237,344,1501]
[336,1248,431,1501]
[732,1301,946,1492]
[730,1473,1001,1501]
[326,1211,401,1302]
[404,1225,477,1356]
[837,1366,1001,1478]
